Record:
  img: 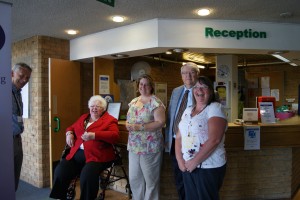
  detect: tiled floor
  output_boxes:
[16,179,300,200]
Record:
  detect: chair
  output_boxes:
[60,144,131,200]
[98,144,131,200]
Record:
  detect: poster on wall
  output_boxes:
[99,75,110,94]
[155,82,167,106]
[117,80,137,111]
[244,126,260,150]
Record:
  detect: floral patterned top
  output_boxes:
[127,95,165,154]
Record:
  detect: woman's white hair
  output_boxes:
[88,95,107,110]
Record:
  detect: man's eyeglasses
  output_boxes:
[181,71,196,76]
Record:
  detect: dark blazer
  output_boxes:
[66,112,119,163]
[165,85,185,152]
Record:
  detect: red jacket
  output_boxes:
[66,112,119,163]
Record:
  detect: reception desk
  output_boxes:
[117,116,300,200]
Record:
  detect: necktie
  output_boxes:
[173,90,189,135]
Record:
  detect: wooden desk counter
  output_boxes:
[118,116,300,148]
[226,116,300,149]
[116,117,300,199]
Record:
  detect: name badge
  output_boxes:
[17,116,23,123]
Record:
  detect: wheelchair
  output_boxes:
[61,144,131,200]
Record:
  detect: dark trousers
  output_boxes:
[183,164,226,200]
[49,150,111,200]
[14,135,23,191]
[170,138,185,200]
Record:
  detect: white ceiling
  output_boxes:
[4,0,300,65]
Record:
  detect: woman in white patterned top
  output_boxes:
[175,76,227,200]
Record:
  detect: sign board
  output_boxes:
[259,102,276,123]
[0,1,15,198]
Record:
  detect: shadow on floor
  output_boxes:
[16,180,51,200]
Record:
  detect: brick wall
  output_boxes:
[12,36,69,187]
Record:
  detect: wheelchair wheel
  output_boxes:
[66,188,76,200]
[96,192,105,200]
[66,178,77,200]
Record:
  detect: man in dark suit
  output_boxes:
[12,63,32,191]
[165,62,199,200]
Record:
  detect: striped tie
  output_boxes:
[173,90,189,135]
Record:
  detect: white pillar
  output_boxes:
[216,55,238,122]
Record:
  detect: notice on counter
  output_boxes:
[243,108,258,123]
[99,75,110,94]
[259,102,276,124]
[244,126,260,150]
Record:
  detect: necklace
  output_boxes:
[191,105,207,117]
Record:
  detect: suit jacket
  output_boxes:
[165,85,185,152]
[66,112,119,163]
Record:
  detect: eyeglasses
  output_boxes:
[181,71,196,76]
[90,105,101,109]
[193,85,209,90]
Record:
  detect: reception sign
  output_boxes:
[0,1,15,198]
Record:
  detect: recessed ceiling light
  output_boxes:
[66,29,78,35]
[268,50,288,55]
[197,8,210,16]
[111,53,129,58]
[171,48,189,53]
[280,12,293,18]
[112,16,125,22]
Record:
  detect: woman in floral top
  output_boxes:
[126,74,166,200]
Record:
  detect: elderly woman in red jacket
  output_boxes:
[50,95,119,200]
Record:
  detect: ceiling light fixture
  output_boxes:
[272,54,298,66]
[272,54,290,62]
[197,65,205,69]
[66,29,78,35]
[112,16,125,22]
[197,8,211,16]
[111,53,129,58]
